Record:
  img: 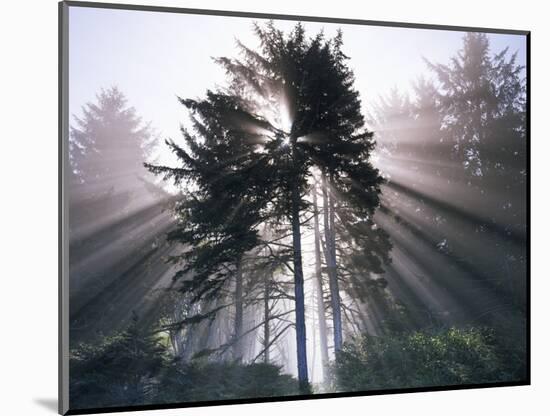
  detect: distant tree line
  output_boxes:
[67,24,527,408]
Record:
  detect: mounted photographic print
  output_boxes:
[59,1,530,414]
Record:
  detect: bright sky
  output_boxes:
[68,5,527,166]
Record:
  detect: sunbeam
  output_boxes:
[64,12,528,410]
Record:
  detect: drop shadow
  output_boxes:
[34,398,58,413]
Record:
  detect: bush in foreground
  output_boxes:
[330,327,526,392]
[157,360,299,404]
[70,323,298,409]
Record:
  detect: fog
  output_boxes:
[66,5,527,410]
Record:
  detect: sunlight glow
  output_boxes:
[281,137,290,147]
[67,9,528,392]
[279,106,293,134]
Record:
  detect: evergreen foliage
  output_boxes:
[330,327,526,392]
[158,361,299,403]
[147,22,389,390]
[69,321,299,410]
[67,22,527,409]
[69,316,170,409]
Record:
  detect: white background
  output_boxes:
[0,0,547,415]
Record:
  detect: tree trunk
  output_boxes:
[290,140,309,393]
[263,272,271,363]
[322,171,343,353]
[233,258,244,360]
[312,182,329,379]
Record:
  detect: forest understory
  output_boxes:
[67,20,527,410]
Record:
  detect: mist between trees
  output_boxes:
[67,22,527,410]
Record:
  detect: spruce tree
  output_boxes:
[69,86,156,239]
[149,22,386,390]
[426,33,527,307]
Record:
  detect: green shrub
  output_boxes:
[69,321,170,409]
[157,360,299,403]
[70,322,299,409]
[329,327,525,392]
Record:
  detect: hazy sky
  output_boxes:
[68,5,527,165]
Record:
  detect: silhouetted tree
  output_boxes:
[311,182,329,378]
[70,87,154,197]
[149,22,386,390]
[427,33,527,307]
[68,88,172,345]
[69,87,157,241]
[368,34,527,332]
